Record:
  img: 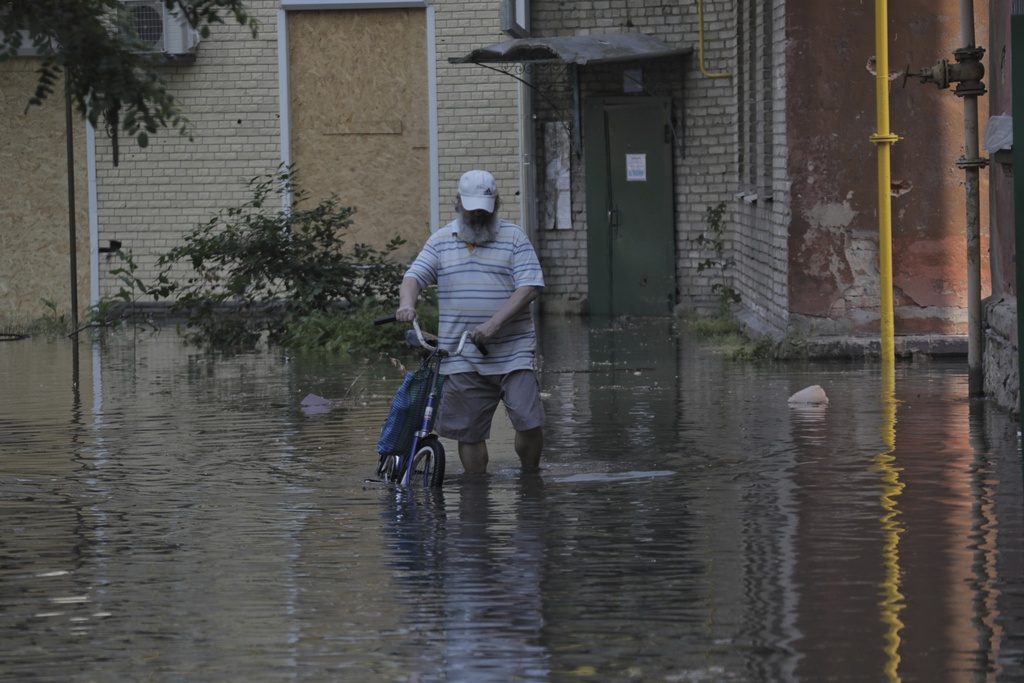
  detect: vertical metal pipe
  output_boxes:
[698,0,733,78]
[519,74,538,245]
[961,0,975,45]
[873,10,904,672]
[276,9,295,212]
[65,71,79,335]
[519,74,541,327]
[573,65,582,158]
[964,104,983,396]
[872,0,897,367]
[961,0,984,395]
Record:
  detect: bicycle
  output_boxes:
[371,316,486,487]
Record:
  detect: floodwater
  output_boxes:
[2,316,1023,683]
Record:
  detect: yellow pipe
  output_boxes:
[698,0,732,78]
[871,2,903,679]
[870,0,898,365]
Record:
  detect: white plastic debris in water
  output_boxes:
[788,385,829,406]
[301,393,339,416]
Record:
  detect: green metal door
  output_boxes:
[585,97,675,317]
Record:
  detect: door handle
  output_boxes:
[608,206,620,235]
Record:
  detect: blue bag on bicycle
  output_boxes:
[377,369,445,456]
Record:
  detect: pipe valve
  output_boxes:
[903,46,986,97]
[905,58,954,89]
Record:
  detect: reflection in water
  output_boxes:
[378,477,551,681]
[447,477,549,680]
[1,323,1023,682]
[968,401,1004,680]
[875,356,905,682]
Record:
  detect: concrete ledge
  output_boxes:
[732,304,967,359]
[793,335,967,360]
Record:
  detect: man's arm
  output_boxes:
[396,277,422,322]
[471,285,541,345]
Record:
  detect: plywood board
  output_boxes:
[0,62,89,325]
[289,9,430,264]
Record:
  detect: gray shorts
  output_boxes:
[436,370,545,443]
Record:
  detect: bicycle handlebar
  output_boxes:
[373,315,488,356]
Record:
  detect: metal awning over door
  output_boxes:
[449,33,692,156]
[448,33,692,66]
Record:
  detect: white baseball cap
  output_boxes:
[458,170,498,212]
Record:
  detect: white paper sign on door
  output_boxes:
[626,153,647,182]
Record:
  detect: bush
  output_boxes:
[277,300,440,356]
[148,167,409,350]
[696,202,741,317]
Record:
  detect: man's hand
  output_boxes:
[470,320,499,347]
[470,286,540,348]
[397,277,423,322]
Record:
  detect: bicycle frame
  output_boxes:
[373,316,479,487]
[400,349,445,486]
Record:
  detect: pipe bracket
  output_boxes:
[954,81,988,98]
[955,156,989,170]
[870,132,901,145]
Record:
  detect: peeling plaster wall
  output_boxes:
[0,62,89,326]
[787,0,989,336]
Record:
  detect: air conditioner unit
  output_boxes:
[119,1,200,56]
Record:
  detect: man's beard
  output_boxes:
[458,212,499,245]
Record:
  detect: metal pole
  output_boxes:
[65,71,79,334]
[871,0,898,367]
[872,10,904,670]
[959,0,984,396]
[963,108,984,397]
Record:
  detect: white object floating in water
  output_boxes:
[788,385,829,406]
[301,393,339,415]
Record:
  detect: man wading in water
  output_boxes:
[395,170,545,475]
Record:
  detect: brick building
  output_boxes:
[2,0,1007,405]
[1,0,528,322]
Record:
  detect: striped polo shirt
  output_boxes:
[405,218,545,376]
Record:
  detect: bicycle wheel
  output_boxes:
[376,454,401,482]
[411,436,445,487]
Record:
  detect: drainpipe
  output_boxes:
[697,0,732,79]
[906,0,987,395]
[871,0,898,367]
